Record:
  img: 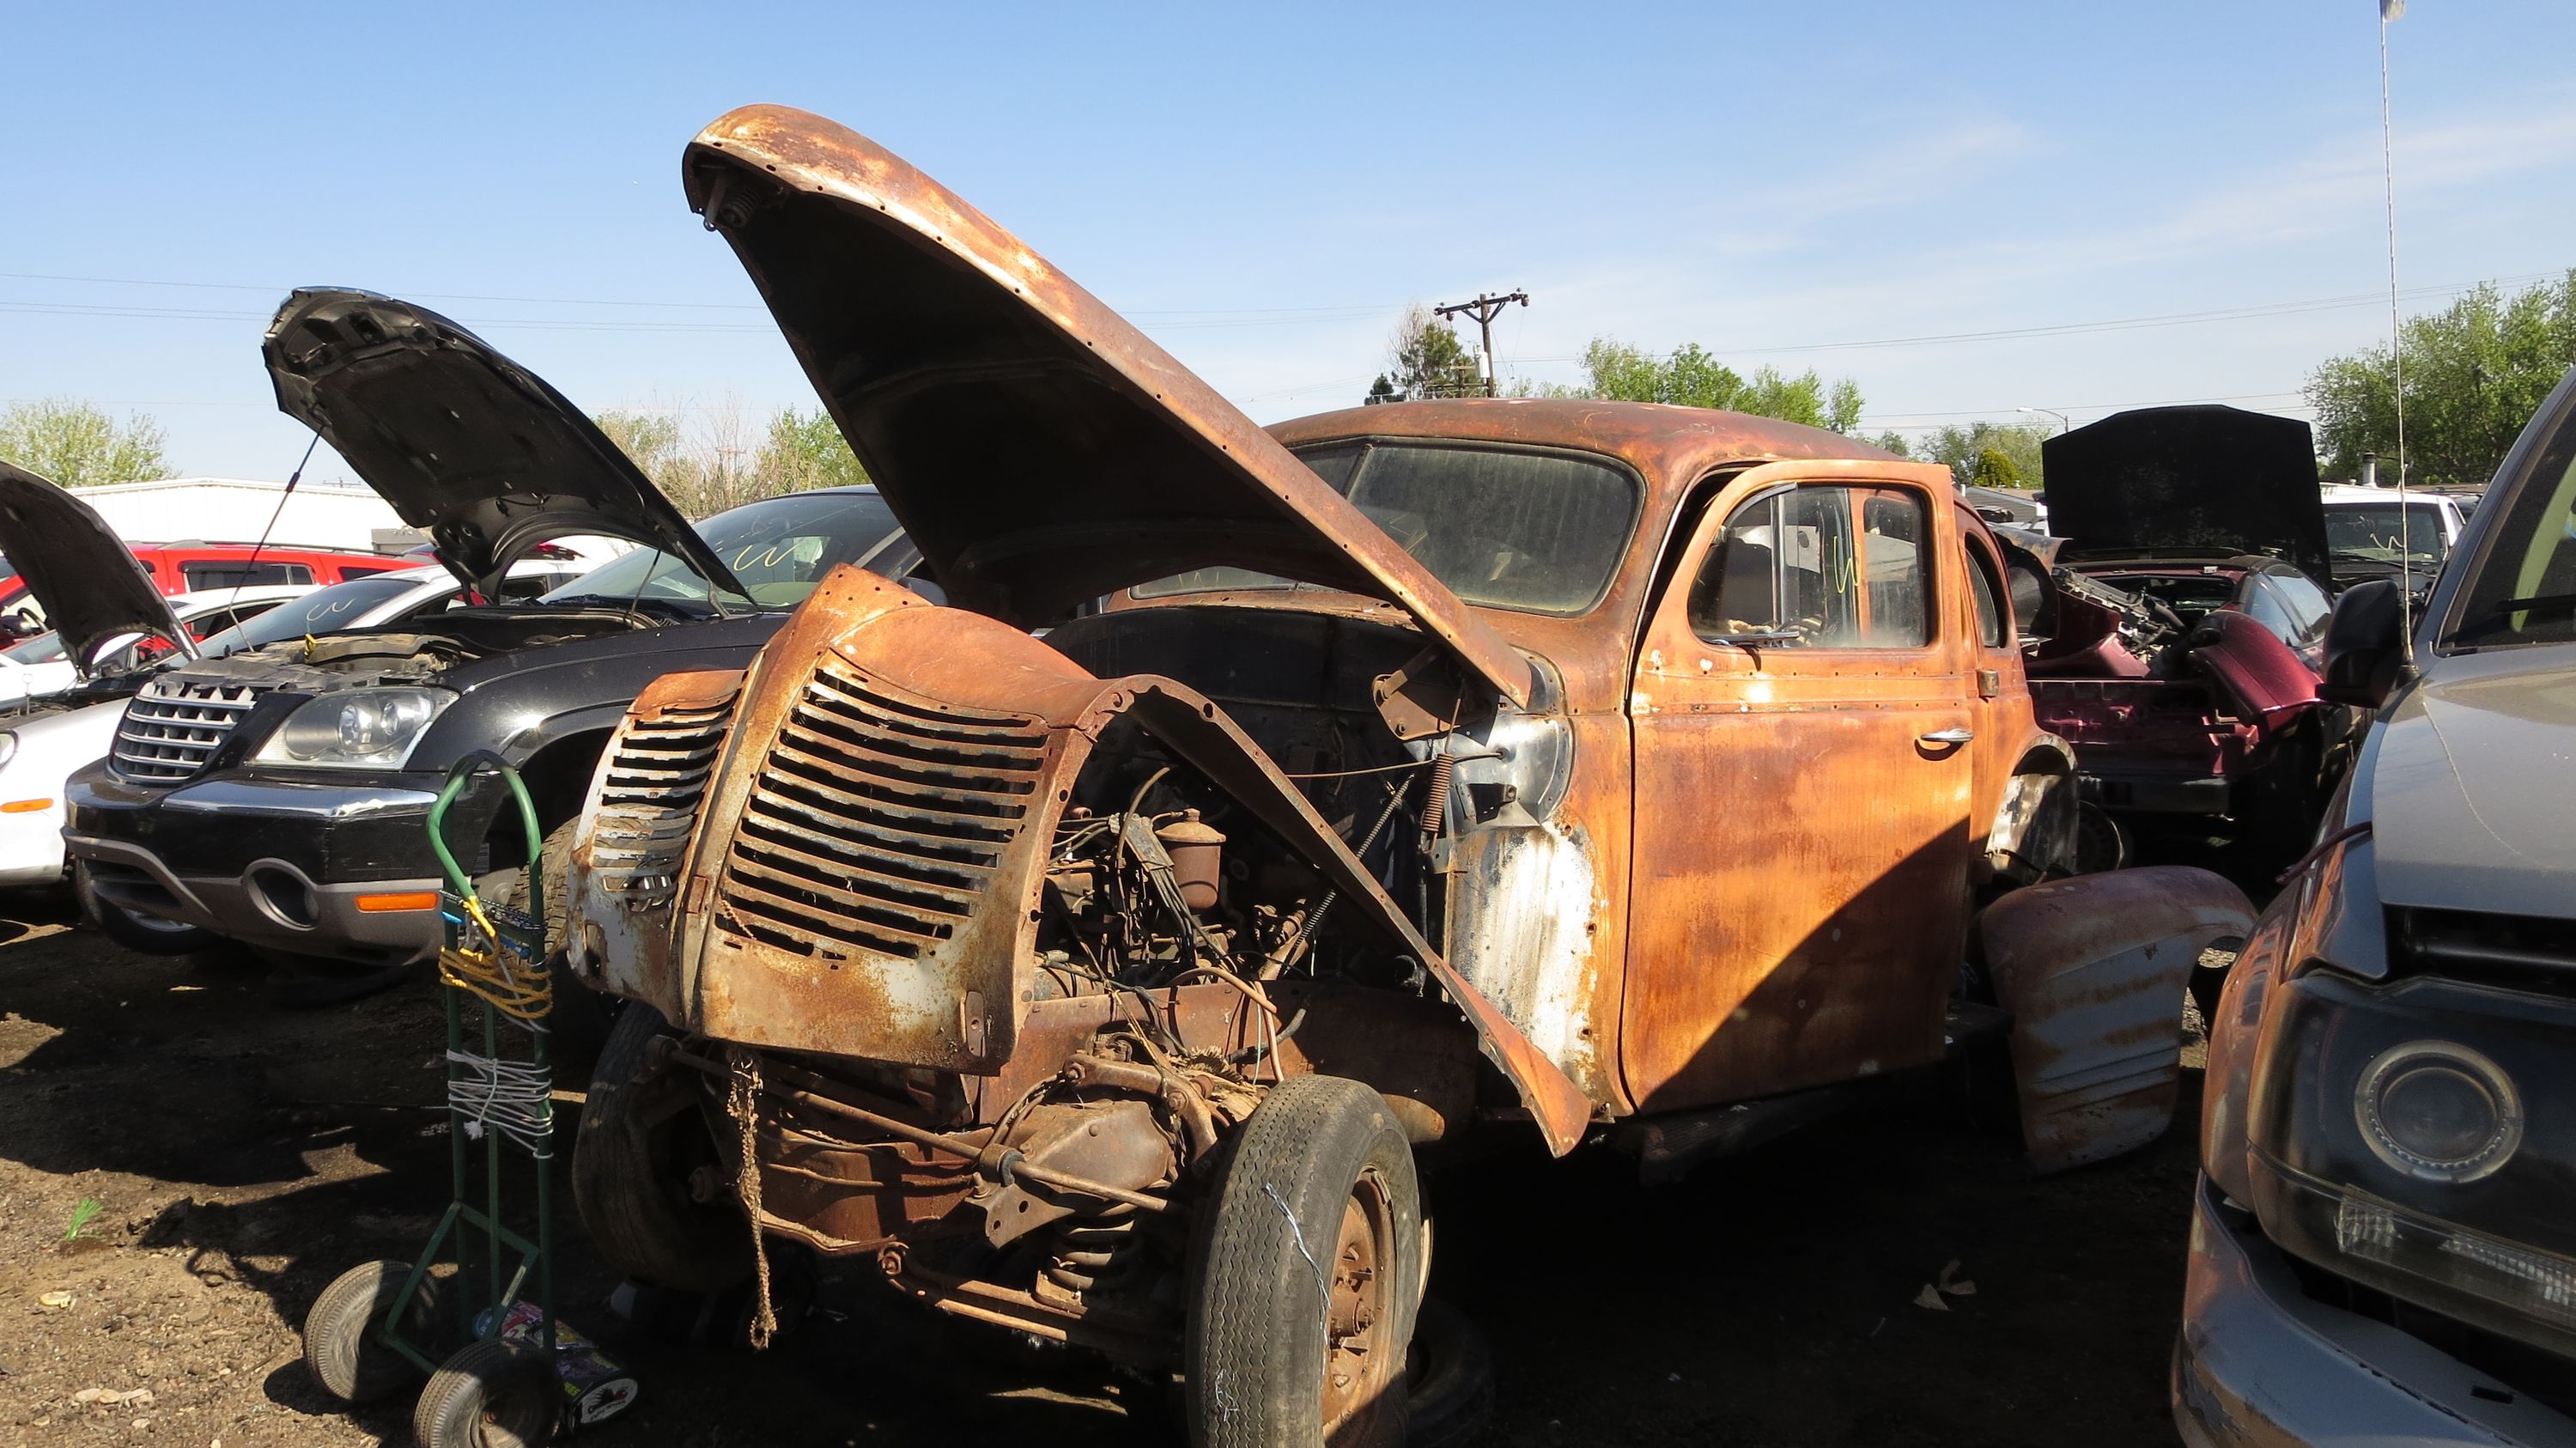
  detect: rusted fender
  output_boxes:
[1979,866,2255,1174]
[667,565,1593,1156]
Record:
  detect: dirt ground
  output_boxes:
[0,888,2217,1448]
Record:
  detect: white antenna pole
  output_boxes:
[2379,0,2415,667]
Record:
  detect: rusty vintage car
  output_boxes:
[557,106,2256,1446]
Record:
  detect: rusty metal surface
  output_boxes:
[1980,865,2257,1174]
[631,563,1593,1153]
[679,104,1533,708]
[565,666,745,1018]
[1619,463,1998,1110]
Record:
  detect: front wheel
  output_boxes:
[76,861,218,955]
[1185,1074,1424,1448]
[572,1002,751,1294]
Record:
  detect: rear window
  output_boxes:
[1135,441,1643,615]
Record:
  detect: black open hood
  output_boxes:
[264,289,751,602]
[2042,406,2329,582]
[0,462,191,670]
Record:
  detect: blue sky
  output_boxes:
[7,1,2574,484]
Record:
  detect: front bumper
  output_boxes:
[2173,1174,2573,1446]
[65,770,446,965]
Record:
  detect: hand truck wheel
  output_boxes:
[413,1336,559,1448]
[304,1260,440,1405]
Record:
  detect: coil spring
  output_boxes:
[1042,1207,1143,1295]
[1418,746,1457,855]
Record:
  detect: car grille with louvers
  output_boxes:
[112,677,274,782]
[717,659,1047,961]
[586,689,741,907]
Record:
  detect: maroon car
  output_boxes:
[2010,406,2354,873]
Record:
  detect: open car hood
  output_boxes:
[0,462,191,671]
[2042,405,2329,583]
[679,105,1534,706]
[263,289,752,603]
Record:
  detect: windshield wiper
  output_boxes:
[2450,591,2576,642]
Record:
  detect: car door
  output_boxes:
[1621,462,1980,1111]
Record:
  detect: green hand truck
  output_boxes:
[300,752,629,1446]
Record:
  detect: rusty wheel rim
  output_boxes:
[1321,1167,1396,1434]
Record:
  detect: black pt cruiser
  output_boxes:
[64,288,924,1000]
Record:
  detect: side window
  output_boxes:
[1860,492,1929,647]
[1690,487,1860,647]
[182,561,295,588]
[2270,570,2332,648]
[1964,539,2008,648]
[2239,577,2300,647]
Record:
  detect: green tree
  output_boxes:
[1546,338,1868,432]
[597,402,867,518]
[1867,431,1915,459]
[1366,306,1482,403]
[593,411,691,495]
[1923,421,2049,489]
[0,399,173,487]
[755,407,869,492]
[2306,271,2576,486]
[1970,446,2022,490]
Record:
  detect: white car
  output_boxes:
[0,464,595,895]
[0,585,314,707]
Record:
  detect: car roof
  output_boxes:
[1269,398,1899,531]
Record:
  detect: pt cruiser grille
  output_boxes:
[717,658,1046,961]
[112,677,274,783]
[585,689,742,907]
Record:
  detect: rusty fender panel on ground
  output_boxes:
[665,566,1592,1154]
[1980,866,2256,1174]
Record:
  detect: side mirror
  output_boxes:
[2321,578,2407,708]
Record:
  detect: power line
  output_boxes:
[1498,269,2561,366]
[0,271,1403,324]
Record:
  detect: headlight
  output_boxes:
[252,688,455,769]
[2354,1040,2523,1183]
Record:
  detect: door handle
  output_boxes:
[1918,727,1975,745]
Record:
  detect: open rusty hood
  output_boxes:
[0,462,192,670]
[679,105,1534,709]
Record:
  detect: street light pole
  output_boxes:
[2016,406,2070,435]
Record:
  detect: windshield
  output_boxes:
[2325,502,2446,566]
[3,629,65,665]
[191,575,428,657]
[1134,441,1643,614]
[542,491,907,614]
[2448,397,2576,650]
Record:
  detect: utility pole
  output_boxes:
[1434,290,1529,398]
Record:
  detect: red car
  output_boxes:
[0,542,398,640]
[2009,406,2355,875]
